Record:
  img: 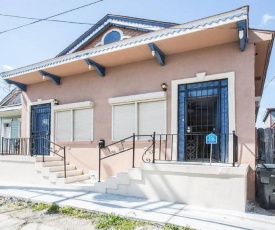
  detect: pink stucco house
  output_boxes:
[0,6,274,211]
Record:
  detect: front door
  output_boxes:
[178,80,229,162]
[31,103,51,155]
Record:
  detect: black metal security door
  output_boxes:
[31,103,51,155]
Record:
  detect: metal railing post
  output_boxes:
[98,147,101,182]
[132,133,135,168]
[42,137,45,162]
[152,132,156,163]
[1,137,3,155]
[233,131,236,167]
[64,147,67,178]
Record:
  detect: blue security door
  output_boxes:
[31,103,51,155]
[178,80,229,162]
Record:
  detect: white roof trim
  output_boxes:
[0,105,22,112]
[69,18,165,54]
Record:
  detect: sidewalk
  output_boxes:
[0,181,274,230]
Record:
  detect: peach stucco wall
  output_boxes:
[21,41,256,199]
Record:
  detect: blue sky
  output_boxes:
[0,0,274,127]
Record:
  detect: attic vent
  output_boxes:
[255,76,261,81]
[104,31,121,44]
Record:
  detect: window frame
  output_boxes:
[53,101,94,142]
[109,92,167,141]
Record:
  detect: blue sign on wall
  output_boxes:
[206,133,218,144]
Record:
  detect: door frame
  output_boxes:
[27,99,55,144]
[171,71,236,163]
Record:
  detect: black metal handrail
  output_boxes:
[39,137,67,178]
[98,134,136,182]
[98,131,239,181]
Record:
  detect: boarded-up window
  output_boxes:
[55,108,93,142]
[112,100,166,140]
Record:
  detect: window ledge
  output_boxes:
[109,91,166,105]
[53,101,94,111]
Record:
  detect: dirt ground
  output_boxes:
[0,197,165,230]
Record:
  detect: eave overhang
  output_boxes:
[250,29,275,98]
[0,105,22,117]
[1,6,249,86]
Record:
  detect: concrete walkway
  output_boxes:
[0,182,274,230]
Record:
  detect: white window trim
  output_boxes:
[54,101,94,142]
[109,92,167,141]
[109,91,166,105]
[1,119,12,138]
[171,71,235,163]
[53,101,94,111]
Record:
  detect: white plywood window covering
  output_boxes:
[138,101,165,138]
[56,111,71,141]
[110,92,167,140]
[113,104,135,140]
[74,109,92,141]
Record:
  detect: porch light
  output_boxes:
[238,29,244,39]
[42,75,46,80]
[161,83,168,91]
[53,99,59,105]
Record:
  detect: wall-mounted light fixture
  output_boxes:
[161,83,168,91]
[53,99,59,105]
[238,29,244,40]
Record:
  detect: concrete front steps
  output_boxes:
[35,156,90,185]
[68,167,143,194]
[68,162,249,212]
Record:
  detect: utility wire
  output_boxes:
[264,75,275,89]
[0,0,103,34]
[0,13,95,25]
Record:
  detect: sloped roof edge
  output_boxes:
[0,88,22,107]
[1,6,248,79]
[56,14,179,57]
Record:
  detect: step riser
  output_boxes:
[35,156,63,162]
[55,170,83,178]
[56,175,90,185]
[42,161,69,167]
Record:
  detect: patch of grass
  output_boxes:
[17,201,25,207]
[95,213,143,230]
[60,205,95,219]
[47,203,60,214]
[29,202,50,211]
[163,223,195,230]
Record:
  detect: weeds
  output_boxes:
[60,205,95,219]
[96,213,141,230]
[47,203,60,214]
[1,197,194,230]
[29,202,50,211]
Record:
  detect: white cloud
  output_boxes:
[2,65,14,71]
[261,13,275,25]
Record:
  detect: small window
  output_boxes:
[103,31,121,45]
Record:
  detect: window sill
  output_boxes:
[55,141,93,146]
